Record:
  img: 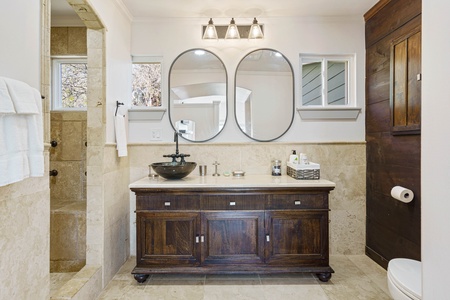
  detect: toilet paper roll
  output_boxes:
[391,186,414,203]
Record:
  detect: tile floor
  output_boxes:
[52,255,392,300]
[50,271,76,297]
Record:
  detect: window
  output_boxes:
[52,58,87,110]
[132,56,162,107]
[298,54,360,120]
[301,55,353,107]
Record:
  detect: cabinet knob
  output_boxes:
[49,169,58,177]
[229,201,236,206]
[196,235,200,243]
[201,235,205,243]
[164,202,171,207]
[294,200,301,205]
[50,140,58,147]
[266,235,270,242]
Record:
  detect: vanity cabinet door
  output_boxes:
[201,211,265,266]
[136,212,201,267]
[265,211,329,267]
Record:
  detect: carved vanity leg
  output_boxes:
[316,272,332,282]
[133,274,149,283]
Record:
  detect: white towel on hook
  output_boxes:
[0,78,16,114]
[114,113,128,157]
[0,114,29,186]
[3,77,39,114]
[0,84,43,186]
[27,88,44,177]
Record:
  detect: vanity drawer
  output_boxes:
[201,194,265,210]
[266,194,327,210]
[136,195,200,210]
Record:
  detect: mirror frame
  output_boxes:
[234,48,295,142]
[168,48,228,142]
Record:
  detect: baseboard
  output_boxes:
[365,246,389,270]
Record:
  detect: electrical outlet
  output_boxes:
[150,129,162,141]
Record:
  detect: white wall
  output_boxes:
[129,16,366,143]
[0,0,40,87]
[422,1,450,299]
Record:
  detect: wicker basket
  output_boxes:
[287,162,320,180]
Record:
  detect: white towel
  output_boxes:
[0,114,30,186]
[27,88,44,177]
[3,77,39,114]
[114,114,128,157]
[0,78,16,114]
[0,85,43,186]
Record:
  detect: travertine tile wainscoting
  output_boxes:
[0,151,50,300]
[50,111,87,272]
[129,142,366,255]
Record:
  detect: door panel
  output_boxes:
[202,211,265,265]
[136,212,201,266]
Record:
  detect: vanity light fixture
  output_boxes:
[202,18,218,40]
[202,18,264,40]
[225,18,240,39]
[248,17,264,39]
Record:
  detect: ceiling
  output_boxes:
[51,0,378,23]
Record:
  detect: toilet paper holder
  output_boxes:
[391,186,414,203]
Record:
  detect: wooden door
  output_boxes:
[136,211,201,267]
[201,211,265,266]
[265,211,329,266]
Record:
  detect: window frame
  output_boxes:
[298,54,360,120]
[128,56,166,121]
[51,56,88,111]
[131,56,163,108]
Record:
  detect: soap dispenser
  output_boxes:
[289,150,298,164]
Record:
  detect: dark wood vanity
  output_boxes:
[130,175,335,283]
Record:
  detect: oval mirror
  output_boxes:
[169,49,227,142]
[235,49,294,141]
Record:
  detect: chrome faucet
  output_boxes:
[174,130,180,156]
[163,130,190,163]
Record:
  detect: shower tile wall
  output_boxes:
[50,111,87,272]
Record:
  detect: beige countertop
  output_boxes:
[129,174,336,189]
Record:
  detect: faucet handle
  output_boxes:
[163,154,178,163]
[212,161,220,176]
[178,153,190,163]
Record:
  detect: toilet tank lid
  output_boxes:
[388,258,422,299]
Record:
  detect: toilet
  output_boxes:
[387,258,422,300]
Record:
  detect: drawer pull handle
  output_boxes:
[201,235,205,243]
[294,200,301,205]
[266,235,270,242]
[164,202,171,206]
[229,201,236,206]
[195,235,199,243]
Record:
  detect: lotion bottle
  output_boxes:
[289,150,298,164]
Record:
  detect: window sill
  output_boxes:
[297,107,361,120]
[128,107,166,121]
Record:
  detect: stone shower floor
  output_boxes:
[52,255,391,299]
